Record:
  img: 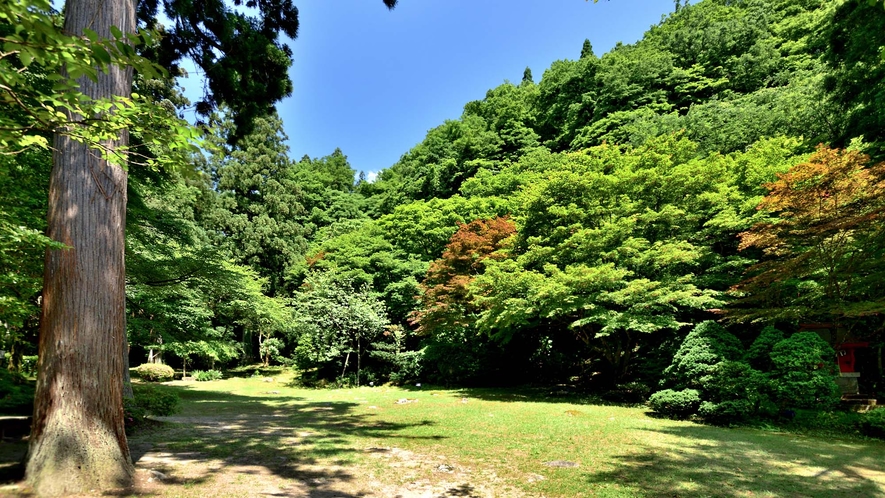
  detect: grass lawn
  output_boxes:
[3,372,885,497]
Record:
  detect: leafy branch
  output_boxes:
[0,0,200,169]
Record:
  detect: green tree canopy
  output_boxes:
[205,113,307,296]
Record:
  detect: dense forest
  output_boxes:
[3,0,885,430]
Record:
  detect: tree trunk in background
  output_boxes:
[25,0,136,494]
[123,332,134,399]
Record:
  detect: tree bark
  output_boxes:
[25,0,136,494]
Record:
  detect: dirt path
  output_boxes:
[0,416,519,498]
[125,415,524,498]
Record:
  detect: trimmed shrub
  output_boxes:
[777,409,861,435]
[770,332,841,409]
[192,369,223,381]
[698,399,756,424]
[648,389,701,418]
[663,321,744,390]
[134,363,174,382]
[708,361,768,395]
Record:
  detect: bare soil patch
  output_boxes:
[123,414,528,498]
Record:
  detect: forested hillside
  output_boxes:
[3,0,885,422]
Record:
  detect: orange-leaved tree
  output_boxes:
[729,146,885,325]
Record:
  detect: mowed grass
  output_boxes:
[116,373,885,497]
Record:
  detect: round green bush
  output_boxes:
[770,332,840,409]
[663,321,744,390]
[648,388,701,418]
[134,363,175,382]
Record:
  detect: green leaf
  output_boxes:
[19,135,49,149]
[19,50,32,67]
[83,28,99,42]
[109,25,123,39]
[93,46,111,65]
[3,42,23,54]
[67,66,84,80]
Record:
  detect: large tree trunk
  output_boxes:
[25,0,136,494]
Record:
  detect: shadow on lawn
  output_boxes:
[418,385,638,407]
[584,424,885,497]
[125,383,446,497]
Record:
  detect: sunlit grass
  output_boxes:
[124,374,885,497]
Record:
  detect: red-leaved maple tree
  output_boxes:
[411,217,516,335]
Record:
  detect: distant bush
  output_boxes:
[369,325,425,385]
[192,369,223,381]
[134,363,175,382]
[648,389,701,418]
[132,384,180,416]
[859,409,885,439]
[259,338,292,367]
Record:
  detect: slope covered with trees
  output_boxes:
[2,2,885,492]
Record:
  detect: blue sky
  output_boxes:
[188,0,676,179]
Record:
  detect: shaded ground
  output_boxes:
[0,386,515,498]
[1,382,885,497]
[125,411,504,498]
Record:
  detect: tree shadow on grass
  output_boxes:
[122,383,448,497]
[419,385,640,407]
[584,424,885,497]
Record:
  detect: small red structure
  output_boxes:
[836,342,869,373]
